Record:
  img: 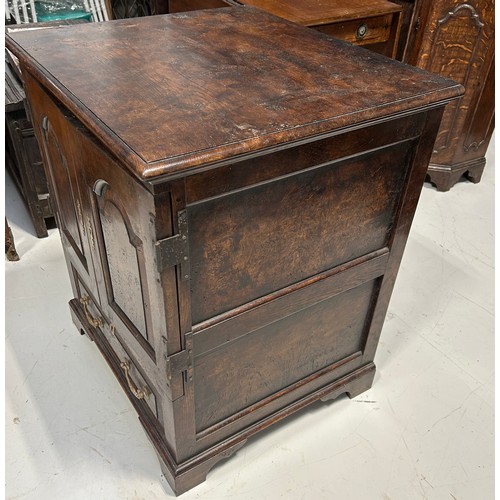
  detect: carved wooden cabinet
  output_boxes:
[6,8,462,495]
[404,0,494,190]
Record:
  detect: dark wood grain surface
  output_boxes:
[168,0,403,58]
[6,8,462,181]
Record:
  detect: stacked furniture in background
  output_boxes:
[4,20,98,240]
[5,52,53,238]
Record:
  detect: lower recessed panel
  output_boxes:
[193,278,378,432]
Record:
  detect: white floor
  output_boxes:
[5,139,495,500]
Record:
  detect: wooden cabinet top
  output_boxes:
[239,0,402,26]
[6,8,462,182]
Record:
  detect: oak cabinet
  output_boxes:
[6,8,462,495]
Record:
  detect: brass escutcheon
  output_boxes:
[356,23,368,39]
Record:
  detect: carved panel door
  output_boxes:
[405,0,494,189]
[71,125,182,433]
[24,73,102,302]
[75,130,161,355]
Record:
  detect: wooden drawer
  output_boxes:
[72,271,160,421]
[101,319,160,422]
[236,0,402,57]
[314,13,394,46]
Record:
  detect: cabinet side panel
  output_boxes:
[194,278,378,432]
[188,142,412,324]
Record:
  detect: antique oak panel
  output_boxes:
[6,8,462,495]
[188,141,414,323]
[22,72,102,302]
[194,279,379,431]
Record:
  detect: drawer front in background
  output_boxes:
[314,14,394,46]
[168,0,231,12]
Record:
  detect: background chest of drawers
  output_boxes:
[6,7,462,496]
[169,0,403,58]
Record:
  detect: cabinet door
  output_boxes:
[23,72,101,302]
[406,0,494,165]
[72,125,174,401]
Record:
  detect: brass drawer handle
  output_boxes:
[79,295,103,328]
[120,361,150,400]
